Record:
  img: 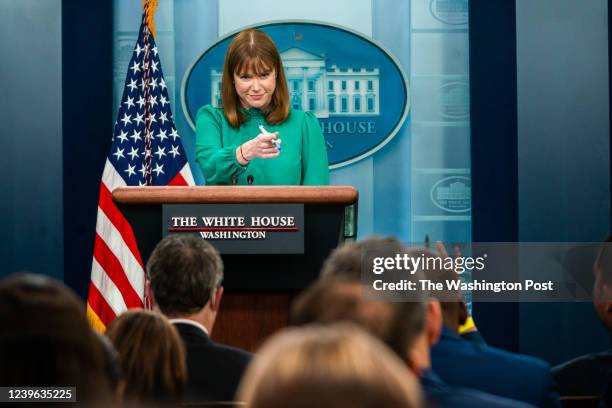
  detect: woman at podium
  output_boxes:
[195,29,329,186]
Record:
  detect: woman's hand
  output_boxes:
[236,131,281,165]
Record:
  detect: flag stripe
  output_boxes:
[180,163,195,185]
[87,281,117,327]
[101,159,127,191]
[90,256,131,313]
[93,234,142,309]
[95,207,145,300]
[98,182,144,267]
[169,172,187,186]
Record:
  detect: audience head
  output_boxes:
[147,235,224,328]
[320,236,408,282]
[312,237,456,373]
[593,235,612,330]
[94,331,124,404]
[0,272,112,404]
[291,280,431,374]
[106,309,187,406]
[237,324,423,408]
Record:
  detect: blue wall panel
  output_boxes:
[516,0,611,364]
[0,0,63,280]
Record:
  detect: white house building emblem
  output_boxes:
[182,21,409,169]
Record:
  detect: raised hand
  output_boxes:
[435,240,462,258]
[237,131,281,164]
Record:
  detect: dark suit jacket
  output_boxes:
[461,330,487,345]
[173,322,252,402]
[431,327,560,408]
[552,350,612,397]
[421,369,534,408]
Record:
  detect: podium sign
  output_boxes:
[162,203,304,254]
[113,186,357,290]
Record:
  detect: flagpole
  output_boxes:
[142,13,153,186]
[142,0,154,309]
[142,0,158,39]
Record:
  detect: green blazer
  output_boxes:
[195,105,330,185]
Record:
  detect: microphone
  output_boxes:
[247,175,254,185]
[231,176,238,185]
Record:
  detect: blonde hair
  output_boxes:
[237,324,423,408]
[221,29,290,128]
[106,310,187,405]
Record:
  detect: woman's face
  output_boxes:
[233,66,277,110]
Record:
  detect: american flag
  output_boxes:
[87,11,194,331]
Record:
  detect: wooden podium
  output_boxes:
[112,186,358,351]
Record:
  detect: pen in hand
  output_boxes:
[259,125,282,152]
